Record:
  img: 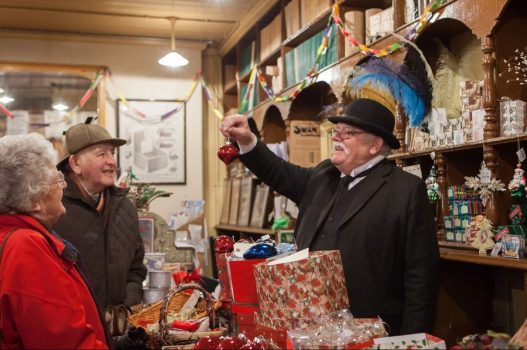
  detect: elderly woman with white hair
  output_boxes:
[0,133,110,349]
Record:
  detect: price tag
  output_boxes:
[517,148,526,163]
[403,164,422,179]
[480,167,491,184]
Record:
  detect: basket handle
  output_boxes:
[159,283,216,344]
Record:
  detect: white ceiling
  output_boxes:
[0,0,269,46]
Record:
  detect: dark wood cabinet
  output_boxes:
[217,0,527,344]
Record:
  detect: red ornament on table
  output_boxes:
[214,235,234,254]
[217,139,239,165]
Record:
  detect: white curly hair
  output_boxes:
[0,133,58,213]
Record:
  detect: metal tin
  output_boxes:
[148,270,172,289]
[143,287,169,304]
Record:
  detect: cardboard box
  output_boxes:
[227,258,265,304]
[253,250,349,329]
[288,120,321,168]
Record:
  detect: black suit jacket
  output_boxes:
[240,141,440,335]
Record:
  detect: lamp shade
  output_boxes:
[159,18,188,67]
[158,51,189,67]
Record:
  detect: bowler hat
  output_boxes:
[57,123,126,168]
[328,98,400,149]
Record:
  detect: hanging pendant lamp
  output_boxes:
[158,18,189,67]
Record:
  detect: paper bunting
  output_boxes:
[332,0,443,57]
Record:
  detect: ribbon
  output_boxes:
[172,268,203,285]
[0,103,13,119]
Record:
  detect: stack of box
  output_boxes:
[494,204,527,258]
[444,185,482,242]
[500,99,526,136]
[459,80,485,141]
[428,108,473,148]
[227,257,265,339]
[366,7,393,44]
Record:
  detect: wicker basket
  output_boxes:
[128,283,224,348]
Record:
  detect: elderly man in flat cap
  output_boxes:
[220,98,440,336]
[53,121,146,335]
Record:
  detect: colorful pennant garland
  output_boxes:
[332,0,443,57]
[0,0,446,127]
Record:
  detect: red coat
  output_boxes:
[0,214,109,349]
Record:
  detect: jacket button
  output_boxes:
[328,217,333,222]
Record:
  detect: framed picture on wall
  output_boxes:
[138,217,155,253]
[116,99,186,184]
[229,177,242,225]
[250,183,271,228]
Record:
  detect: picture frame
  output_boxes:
[229,177,242,225]
[250,183,271,228]
[237,176,255,226]
[220,178,232,224]
[138,217,155,253]
[116,99,186,184]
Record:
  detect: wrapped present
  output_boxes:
[227,257,265,305]
[231,304,259,339]
[445,229,465,243]
[451,200,482,216]
[254,321,287,349]
[500,98,526,136]
[253,250,349,330]
[508,204,527,224]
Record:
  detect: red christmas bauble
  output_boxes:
[194,335,220,350]
[215,235,234,253]
[217,141,239,165]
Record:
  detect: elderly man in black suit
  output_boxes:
[220,98,440,335]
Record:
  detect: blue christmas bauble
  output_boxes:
[243,243,277,259]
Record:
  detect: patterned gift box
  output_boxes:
[253,250,349,330]
[500,99,526,136]
[447,185,478,201]
[508,204,527,225]
[451,200,482,216]
[445,229,465,242]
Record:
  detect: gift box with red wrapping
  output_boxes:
[253,250,349,329]
[254,321,287,349]
[227,258,265,305]
[231,304,259,339]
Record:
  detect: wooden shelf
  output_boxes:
[283,7,332,48]
[389,133,527,160]
[215,224,276,236]
[259,47,281,67]
[440,242,527,271]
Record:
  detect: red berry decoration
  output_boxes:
[194,335,220,350]
[217,140,239,165]
[215,235,234,253]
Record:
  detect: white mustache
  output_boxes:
[333,141,350,155]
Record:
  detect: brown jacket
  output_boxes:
[53,176,146,310]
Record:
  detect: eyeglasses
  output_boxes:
[331,128,366,140]
[50,171,67,189]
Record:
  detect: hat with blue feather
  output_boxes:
[330,45,433,149]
